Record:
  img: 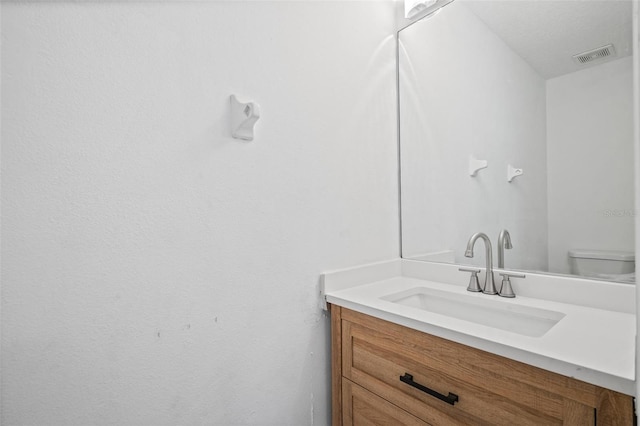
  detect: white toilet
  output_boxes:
[568,249,635,282]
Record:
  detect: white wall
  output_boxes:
[633,0,639,407]
[547,57,635,274]
[0,2,398,425]
[399,1,548,271]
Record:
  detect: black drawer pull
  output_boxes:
[400,373,459,406]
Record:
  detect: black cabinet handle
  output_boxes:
[399,373,459,406]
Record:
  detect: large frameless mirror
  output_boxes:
[398,0,635,282]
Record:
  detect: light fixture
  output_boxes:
[404,0,454,20]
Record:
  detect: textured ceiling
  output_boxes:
[463,0,633,79]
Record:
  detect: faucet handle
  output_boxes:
[498,272,525,298]
[459,267,482,292]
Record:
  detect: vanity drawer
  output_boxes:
[340,308,610,426]
[342,378,428,425]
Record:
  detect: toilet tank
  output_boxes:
[568,249,635,279]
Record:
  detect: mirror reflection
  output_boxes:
[398,0,635,282]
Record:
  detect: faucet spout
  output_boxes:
[497,229,513,269]
[464,232,497,294]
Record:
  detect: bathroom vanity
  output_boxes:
[322,259,636,425]
[374,0,638,422]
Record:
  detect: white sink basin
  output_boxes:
[381,287,565,337]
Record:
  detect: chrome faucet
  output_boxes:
[464,232,497,294]
[497,229,513,269]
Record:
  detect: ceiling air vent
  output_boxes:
[573,44,616,65]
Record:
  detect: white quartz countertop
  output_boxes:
[322,259,636,395]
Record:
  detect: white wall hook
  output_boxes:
[507,164,523,182]
[230,94,260,141]
[469,156,488,177]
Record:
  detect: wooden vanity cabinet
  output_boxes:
[330,305,634,426]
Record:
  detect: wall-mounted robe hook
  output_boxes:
[469,156,488,177]
[230,95,260,141]
[507,164,523,182]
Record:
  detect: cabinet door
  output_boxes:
[342,379,429,426]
